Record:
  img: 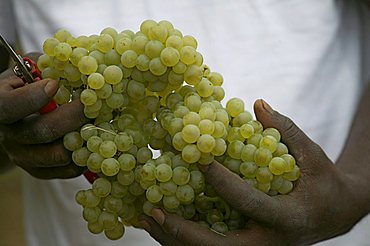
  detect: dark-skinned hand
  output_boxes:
[138,99,368,246]
[0,56,89,179]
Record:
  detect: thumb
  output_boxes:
[0,79,58,124]
[253,99,322,167]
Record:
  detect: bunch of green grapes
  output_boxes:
[38,19,300,240]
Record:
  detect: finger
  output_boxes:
[253,99,327,168]
[5,140,72,168]
[138,215,182,246]
[148,208,227,246]
[201,161,286,226]
[0,79,58,124]
[7,100,88,144]
[23,164,85,179]
[0,72,25,90]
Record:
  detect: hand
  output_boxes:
[0,66,89,179]
[138,99,368,246]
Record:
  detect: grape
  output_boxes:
[43,20,299,241]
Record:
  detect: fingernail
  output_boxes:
[151,208,165,226]
[261,99,273,113]
[44,80,58,98]
[138,220,151,232]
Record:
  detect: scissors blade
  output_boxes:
[0,34,34,83]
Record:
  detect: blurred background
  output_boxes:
[0,167,25,246]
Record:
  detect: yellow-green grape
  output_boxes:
[140,19,157,36]
[37,54,51,71]
[145,40,164,59]
[262,128,281,142]
[183,112,201,126]
[184,94,201,112]
[105,50,121,65]
[101,158,120,176]
[96,83,113,99]
[248,133,263,147]
[248,120,263,134]
[283,165,300,181]
[54,42,72,61]
[173,60,187,74]
[199,106,216,121]
[88,73,105,90]
[92,178,112,197]
[118,154,136,171]
[280,154,296,172]
[148,24,168,43]
[64,63,81,82]
[180,46,197,65]
[121,50,138,68]
[149,57,167,76]
[117,170,134,186]
[256,181,271,193]
[43,37,60,56]
[104,221,125,240]
[207,72,223,86]
[227,140,244,159]
[87,153,104,173]
[254,147,273,167]
[215,109,229,126]
[86,135,103,153]
[182,35,197,49]
[212,86,225,102]
[101,27,118,38]
[78,56,98,75]
[240,144,257,162]
[103,65,123,85]
[89,50,105,65]
[160,47,180,67]
[146,185,163,203]
[181,124,200,143]
[256,167,273,183]
[271,175,284,191]
[83,206,101,223]
[273,142,289,157]
[115,37,132,55]
[197,134,216,153]
[268,157,287,175]
[240,123,255,139]
[63,131,83,151]
[195,78,214,98]
[96,34,114,53]
[232,111,253,127]
[172,132,187,151]
[136,54,150,71]
[172,166,190,186]
[182,144,201,163]
[184,65,202,86]
[226,98,244,118]
[159,20,174,31]
[240,161,258,178]
[80,89,98,106]
[99,140,117,158]
[127,79,145,99]
[199,119,215,135]
[132,35,148,54]
[211,138,227,156]
[54,85,71,105]
[176,184,195,204]
[166,35,183,50]
[278,179,293,194]
[259,135,278,153]
[54,28,72,42]
[72,147,90,167]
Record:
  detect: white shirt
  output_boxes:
[1,0,370,245]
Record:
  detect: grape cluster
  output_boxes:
[39,20,300,240]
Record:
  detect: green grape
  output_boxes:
[280,154,296,172]
[226,98,244,118]
[99,140,117,158]
[145,40,164,59]
[84,189,101,208]
[232,111,253,127]
[172,132,187,151]
[149,57,167,76]
[271,175,284,191]
[104,221,125,240]
[188,170,205,192]
[121,50,138,68]
[182,144,201,163]
[63,131,84,151]
[163,195,180,210]
[278,179,293,194]
[183,112,201,126]
[197,134,216,153]
[240,123,255,139]
[172,166,190,186]
[159,180,177,196]
[70,47,88,66]
[268,157,287,175]
[184,65,202,86]
[273,142,289,157]
[160,47,180,66]
[87,153,104,173]
[136,54,150,71]
[211,222,228,234]
[166,35,183,50]
[155,163,173,182]
[101,158,120,176]
[254,147,273,167]
[88,222,104,234]
[78,56,98,75]
[72,147,90,167]
[262,128,281,142]
[176,184,194,204]
[87,135,103,153]
[256,181,271,193]
[64,63,81,82]
[118,154,136,171]
[195,78,214,98]
[104,195,123,214]
[131,35,148,54]
[127,79,145,99]
[43,37,60,56]
[181,124,200,143]
[248,120,264,134]
[259,135,278,153]
[98,211,118,230]
[115,37,132,55]
[80,88,97,106]
[54,42,72,61]
[89,50,105,64]
[117,170,135,186]
[240,161,258,178]
[212,121,226,138]
[146,185,163,203]
[248,133,263,147]
[198,119,215,135]
[173,60,187,74]
[104,49,121,65]
[148,24,168,43]
[87,73,105,89]
[83,206,101,223]
[140,19,157,36]
[137,147,153,164]
[180,46,197,65]
[227,140,244,159]
[256,167,273,183]
[92,178,111,197]
[96,34,114,53]
[54,85,71,105]
[54,28,72,42]
[103,65,123,85]
[211,138,227,156]
[199,106,216,121]
[283,165,300,181]
[106,93,125,109]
